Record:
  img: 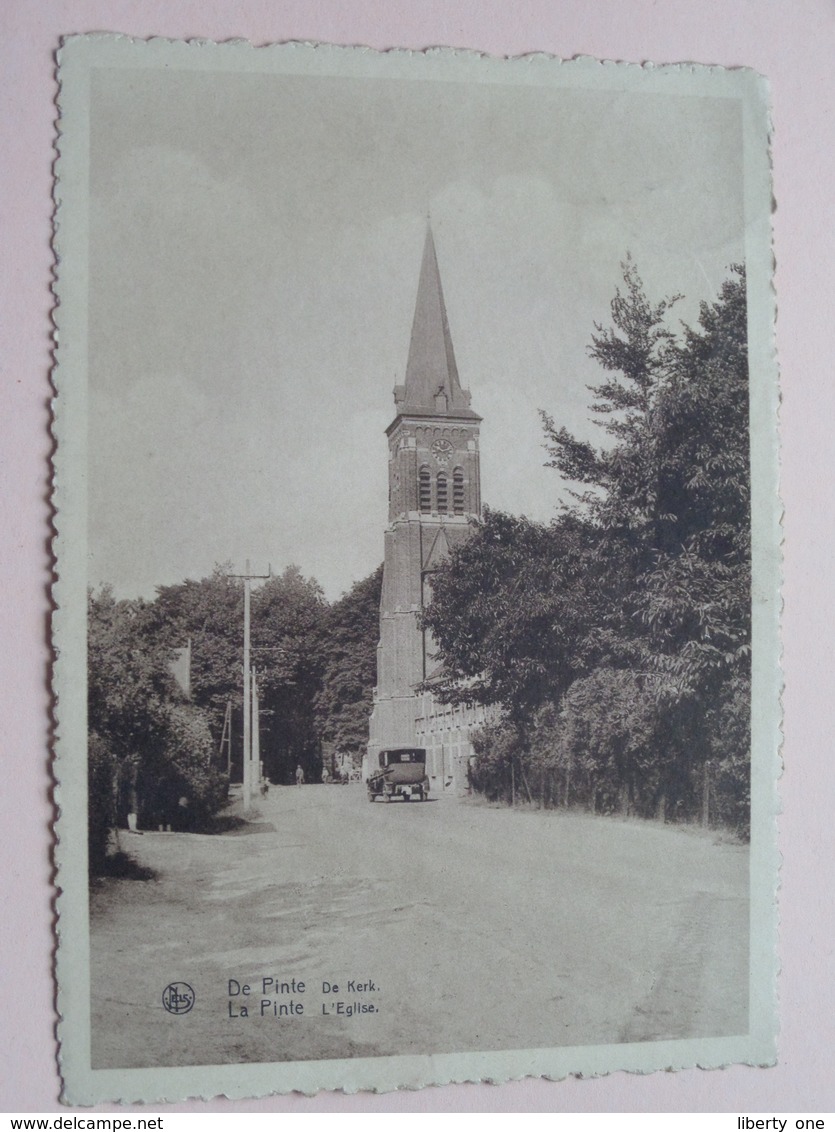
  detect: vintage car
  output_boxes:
[366,747,430,802]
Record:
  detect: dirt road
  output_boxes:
[90,786,748,1068]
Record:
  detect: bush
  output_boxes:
[88,730,119,875]
[557,668,662,817]
[469,723,524,804]
[705,674,751,837]
[139,703,228,831]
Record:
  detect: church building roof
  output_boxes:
[391,226,481,424]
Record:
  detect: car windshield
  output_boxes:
[381,750,426,766]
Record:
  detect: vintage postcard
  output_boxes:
[52,37,779,1103]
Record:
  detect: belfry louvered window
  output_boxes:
[419,466,431,512]
[453,467,465,514]
[436,472,448,514]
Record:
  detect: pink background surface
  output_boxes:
[1,0,832,1113]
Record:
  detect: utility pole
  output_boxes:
[243,564,251,809]
[219,698,232,777]
[230,560,270,811]
[252,667,260,793]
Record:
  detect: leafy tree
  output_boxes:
[251,565,328,784]
[646,269,750,830]
[139,702,227,830]
[88,730,120,874]
[421,509,597,726]
[542,263,750,825]
[313,565,383,770]
[87,585,229,871]
[542,263,749,701]
[150,565,244,745]
[643,268,750,688]
[88,586,176,871]
[88,586,174,758]
[542,256,682,536]
[145,561,384,786]
[556,668,661,817]
[148,564,329,783]
[424,260,751,832]
[467,722,522,804]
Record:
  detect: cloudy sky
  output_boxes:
[86,54,745,601]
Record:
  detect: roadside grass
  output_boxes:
[459,790,749,845]
[93,849,156,882]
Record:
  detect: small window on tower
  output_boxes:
[437,472,448,514]
[453,466,465,514]
[419,466,431,512]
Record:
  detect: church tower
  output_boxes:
[366,227,485,793]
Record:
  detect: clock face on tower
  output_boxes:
[430,438,454,463]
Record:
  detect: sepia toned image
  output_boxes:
[52,38,779,1102]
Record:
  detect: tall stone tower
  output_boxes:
[366,226,485,793]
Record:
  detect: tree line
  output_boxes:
[421,260,751,834]
[87,563,382,871]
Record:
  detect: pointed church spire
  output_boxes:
[393,226,479,420]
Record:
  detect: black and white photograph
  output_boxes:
[52,38,778,1102]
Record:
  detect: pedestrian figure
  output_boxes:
[295,764,304,787]
[321,767,330,785]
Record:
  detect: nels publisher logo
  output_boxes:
[162,982,195,1015]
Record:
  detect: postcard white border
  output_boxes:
[51,36,779,1105]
